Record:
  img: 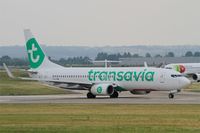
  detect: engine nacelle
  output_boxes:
[192,74,200,81]
[130,90,151,95]
[91,84,114,95]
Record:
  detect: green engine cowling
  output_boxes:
[91,84,114,95]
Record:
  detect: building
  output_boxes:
[120,57,200,66]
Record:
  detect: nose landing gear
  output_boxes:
[168,93,174,99]
[168,89,181,99]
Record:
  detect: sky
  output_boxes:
[0,0,200,46]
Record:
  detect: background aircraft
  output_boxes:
[165,63,200,82]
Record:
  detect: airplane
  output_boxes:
[3,29,191,99]
[165,63,200,82]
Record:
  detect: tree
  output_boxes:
[155,54,162,58]
[1,55,11,61]
[165,52,174,57]
[0,56,29,66]
[0,55,13,65]
[132,54,139,58]
[145,53,151,58]
[117,53,122,59]
[127,52,132,58]
[185,51,193,57]
[95,52,108,60]
[194,52,200,57]
[107,54,119,60]
[59,58,67,65]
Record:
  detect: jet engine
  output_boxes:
[192,74,200,82]
[130,90,151,95]
[90,84,114,95]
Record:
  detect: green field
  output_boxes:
[0,70,200,132]
[185,82,200,92]
[0,70,73,95]
[0,104,200,133]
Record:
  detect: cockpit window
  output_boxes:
[171,74,183,78]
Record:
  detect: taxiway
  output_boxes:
[0,91,200,104]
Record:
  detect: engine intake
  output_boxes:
[192,74,200,81]
[91,84,114,95]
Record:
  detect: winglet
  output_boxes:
[144,62,148,67]
[3,63,15,78]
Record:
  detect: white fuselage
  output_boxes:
[31,66,190,92]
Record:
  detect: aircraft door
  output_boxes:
[159,73,165,83]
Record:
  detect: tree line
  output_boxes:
[95,51,200,60]
[0,56,29,66]
[1,51,200,66]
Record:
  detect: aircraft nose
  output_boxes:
[180,77,191,88]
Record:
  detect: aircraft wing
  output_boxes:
[3,63,92,89]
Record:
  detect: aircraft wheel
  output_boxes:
[168,93,174,99]
[87,92,96,98]
[110,91,119,98]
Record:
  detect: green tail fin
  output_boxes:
[24,29,45,69]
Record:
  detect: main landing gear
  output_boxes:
[110,91,119,98]
[86,91,119,98]
[87,92,96,99]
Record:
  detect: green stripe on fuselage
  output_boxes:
[114,86,127,91]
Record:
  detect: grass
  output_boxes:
[0,69,200,132]
[0,70,73,95]
[185,83,200,92]
[0,104,200,133]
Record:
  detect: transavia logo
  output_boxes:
[28,43,39,63]
[88,69,155,82]
[26,38,45,69]
[97,86,103,94]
